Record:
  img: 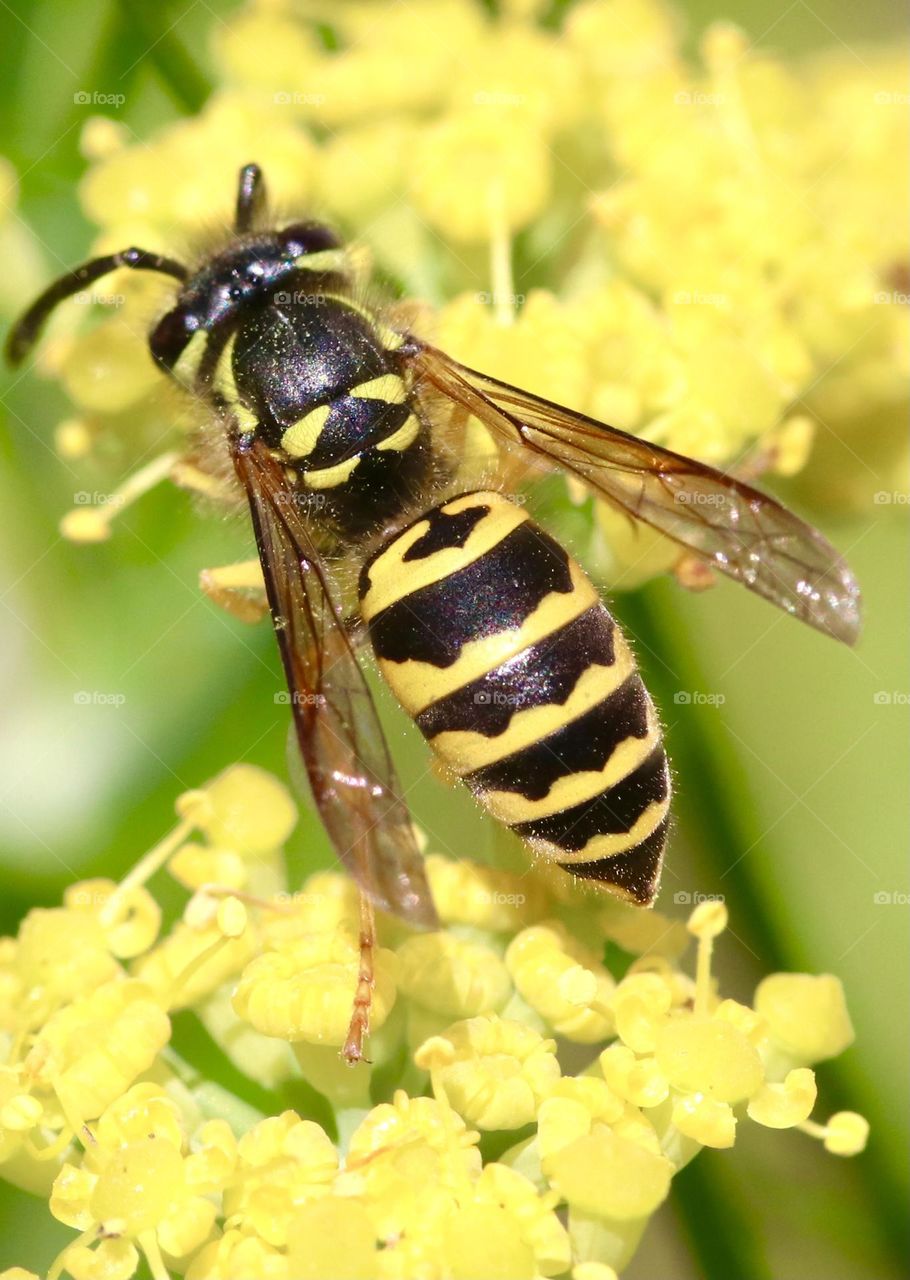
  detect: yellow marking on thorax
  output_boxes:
[377,414,420,453]
[211,331,259,432]
[303,455,361,489]
[361,491,529,621]
[316,291,405,352]
[480,710,662,826]
[378,560,599,715]
[349,374,407,402]
[212,332,237,401]
[545,795,670,864]
[282,404,331,458]
[430,635,638,775]
[293,248,349,274]
[173,329,208,386]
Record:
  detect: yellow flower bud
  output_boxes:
[656,1015,764,1104]
[195,764,297,855]
[537,1096,595,1166]
[226,1113,337,1248]
[611,973,674,1053]
[92,1084,183,1151]
[186,1230,288,1279]
[318,121,419,223]
[17,907,119,1011]
[57,1238,138,1280]
[89,1137,185,1234]
[819,1111,870,1157]
[397,931,512,1020]
[545,1127,673,1219]
[34,980,170,1125]
[50,1161,97,1230]
[157,1196,218,1260]
[547,1076,625,1126]
[599,1045,669,1108]
[262,872,361,944]
[688,900,728,939]
[713,998,765,1044]
[424,855,546,932]
[212,7,319,94]
[1,1093,42,1132]
[415,1016,560,1130]
[447,25,583,133]
[475,1162,572,1275]
[167,844,246,892]
[184,1118,237,1195]
[60,320,160,414]
[233,934,397,1046]
[410,110,550,244]
[747,1068,817,1129]
[754,973,854,1064]
[671,1094,737,1148]
[65,879,161,959]
[507,924,615,1042]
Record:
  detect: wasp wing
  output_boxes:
[409,344,861,646]
[232,434,437,927]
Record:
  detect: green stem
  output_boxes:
[619,583,910,1269]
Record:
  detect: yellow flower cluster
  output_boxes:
[0,766,868,1279]
[12,0,906,577]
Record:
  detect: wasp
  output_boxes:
[6,164,861,1060]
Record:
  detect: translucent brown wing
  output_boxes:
[408,343,861,645]
[232,433,437,927]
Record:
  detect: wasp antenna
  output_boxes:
[235,163,267,234]
[5,247,188,367]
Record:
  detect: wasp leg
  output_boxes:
[199,559,268,623]
[342,880,376,1066]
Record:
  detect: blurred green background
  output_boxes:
[0,2,906,1278]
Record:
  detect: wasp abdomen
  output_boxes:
[360,491,670,905]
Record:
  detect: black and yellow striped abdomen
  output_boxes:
[359,491,670,905]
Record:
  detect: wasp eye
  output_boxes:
[149,307,197,370]
[277,221,341,259]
